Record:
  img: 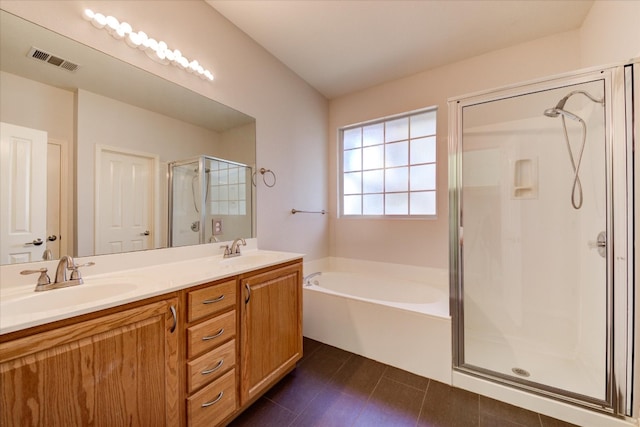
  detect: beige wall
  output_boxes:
[580,0,640,68]
[329,31,582,268]
[1,0,330,260]
[329,0,638,269]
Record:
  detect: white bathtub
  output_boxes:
[302,258,452,384]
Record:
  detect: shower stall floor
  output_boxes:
[464,334,605,401]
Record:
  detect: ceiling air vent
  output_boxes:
[27,47,80,72]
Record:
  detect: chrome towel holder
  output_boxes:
[252,167,276,187]
[291,209,326,215]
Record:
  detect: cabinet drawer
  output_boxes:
[187,310,236,358]
[188,280,236,322]
[187,369,237,427]
[187,339,236,393]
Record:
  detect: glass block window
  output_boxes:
[340,108,436,217]
[209,162,247,216]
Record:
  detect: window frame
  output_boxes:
[339,106,438,219]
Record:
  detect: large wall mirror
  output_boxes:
[0,10,256,266]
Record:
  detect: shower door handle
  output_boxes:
[587,231,606,258]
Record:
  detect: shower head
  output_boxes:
[543,108,582,122]
[544,89,604,119]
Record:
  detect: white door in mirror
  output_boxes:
[96,149,154,255]
[0,122,47,264]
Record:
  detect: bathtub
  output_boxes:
[302,258,452,384]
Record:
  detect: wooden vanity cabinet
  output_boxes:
[239,262,303,405]
[0,296,180,427]
[0,258,303,427]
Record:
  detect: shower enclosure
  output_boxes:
[168,155,252,247]
[449,63,635,418]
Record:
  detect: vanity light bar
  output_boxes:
[82,9,214,82]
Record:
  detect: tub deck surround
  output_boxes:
[0,241,303,335]
[302,257,451,385]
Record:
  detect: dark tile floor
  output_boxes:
[229,338,579,427]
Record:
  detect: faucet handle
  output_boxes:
[220,245,231,257]
[20,268,51,286]
[69,262,95,281]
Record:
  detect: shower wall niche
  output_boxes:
[168,156,252,247]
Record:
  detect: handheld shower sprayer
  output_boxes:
[543,89,604,209]
[543,90,603,121]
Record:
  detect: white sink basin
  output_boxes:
[0,281,138,317]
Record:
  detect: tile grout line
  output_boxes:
[288,352,354,427]
[413,379,431,427]
[349,365,389,427]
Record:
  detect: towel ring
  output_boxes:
[252,167,277,188]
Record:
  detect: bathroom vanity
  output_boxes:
[0,249,303,426]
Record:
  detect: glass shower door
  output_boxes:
[457,78,609,403]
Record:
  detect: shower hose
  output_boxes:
[560,115,587,210]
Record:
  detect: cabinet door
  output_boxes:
[0,297,180,427]
[240,262,302,404]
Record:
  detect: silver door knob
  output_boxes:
[141,230,150,236]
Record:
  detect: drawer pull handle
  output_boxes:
[202,328,224,341]
[201,359,224,375]
[202,295,224,304]
[201,391,224,408]
[245,283,251,304]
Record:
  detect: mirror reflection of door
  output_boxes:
[46,141,64,260]
[0,122,47,264]
[96,148,155,255]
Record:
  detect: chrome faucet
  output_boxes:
[55,255,76,284]
[219,238,246,258]
[229,237,247,256]
[303,272,322,286]
[21,255,94,292]
[221,238,246,258]
[230,238,246,255]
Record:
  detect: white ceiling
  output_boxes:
[207,0,595,99]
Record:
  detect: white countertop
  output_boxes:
[0,249,303,335]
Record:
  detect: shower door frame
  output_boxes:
[448,64,635,416]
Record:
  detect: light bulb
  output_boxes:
[145,38,158,52]
[83,9,95,21]
[105,16,119,33]
[92,13,107,29]
[178,57,189,69]
[126,31,142,48]
[135,32,147,50]
[115,22,132,39]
